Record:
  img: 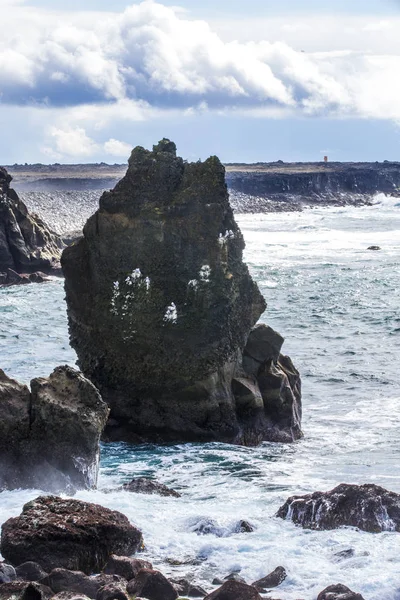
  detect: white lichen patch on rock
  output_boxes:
[188,279,199,289]
[111,270,151,315]
[164,302,178,324]
[199,265,211,282]
[218,230,235,244]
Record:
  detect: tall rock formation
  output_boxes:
[62,140,302,445]
[0,166,63,281]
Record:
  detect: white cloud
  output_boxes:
[1,1,400,159]
[103,138,132,156]
[49,126,99,156]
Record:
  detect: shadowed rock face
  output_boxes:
[62,139,301,445]
[0,366,109,492]
[277,483,400,533]
[0,167,63,279]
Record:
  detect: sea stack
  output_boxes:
[62,139,302,445]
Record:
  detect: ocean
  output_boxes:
[1,193,399,600]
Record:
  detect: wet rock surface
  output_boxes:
[317,583,365,600]
[277,483,400,532]
[251,566,287,590]
[0,167,63,285]
[0,496,143,574]
[121,478,181,497]
[103,556,152,581]
[62,139,301,445]
[126,568,178,600]
[0,581,52,600]
[204,580,262,600]
[0,366,109,492]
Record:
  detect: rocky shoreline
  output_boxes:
[1,145,397,599]
[0,487,377,600]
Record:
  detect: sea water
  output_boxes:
[1,194,400,600]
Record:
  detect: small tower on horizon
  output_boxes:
[324,155,328,163]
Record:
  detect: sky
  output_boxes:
[1,0,400,164]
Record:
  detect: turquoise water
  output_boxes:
[1,195,400,599]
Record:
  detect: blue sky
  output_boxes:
[1,0,400,163]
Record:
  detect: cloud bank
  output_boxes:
[1,0,399,159]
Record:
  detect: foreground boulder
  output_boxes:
[251,566,287,590]
[0,496,143,574]
[0,582,52,600]
[317,584,365,600]
[204,580,262,600]
[0,167,63,282]
[277,483,400,532]
[126,569,178,600]
[62,139,301,445]
[103,555,152,581]
[0,366,109,492]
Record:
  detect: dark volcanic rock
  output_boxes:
[204,580,262,600]
[170,578,207,598]
[251,566,287,590]
[126,569,178,600]
[277,483,400,532]
[15,562,48,582]
[0,564,16,584]
[103,555,152,581]
[121,478,181,497]
[317,583,365,600]
[0,581,52,600]
[62,139,301,445]
[0,167,63,280]
[40,569,122,599]
[96,582,129,600]
[0,496,143,574]
[0,366,109,492]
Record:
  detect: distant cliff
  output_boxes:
[7,161,400,212]
[226,161,400,211]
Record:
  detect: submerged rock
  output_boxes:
[251,566,287,590]
[121,478,181,497]
[277,483,400,532]
[0,366,109,492]
[62,139,301,445]
[317,584,365,600]
[0,167,63,282]
[0,496,143,574]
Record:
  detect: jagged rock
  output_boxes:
[170,578,207,598]
[0,581,52,600]
[126,569,178,600]
[103,555,152,581]
[0,496,143,574]
[204,580,262,600]
[276,483,400,532]
[121,478,181,497]
[15,562,48,582]
[317,584,365,600]
[237,520,254,533]
[252,566,287,590]
[223,573,246,584]
[0,167,63,281]
[0,565,16,584]
[62,139,301,445]
[0,366,109,492]
[367,246,381,250]
[40,570,123,600]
